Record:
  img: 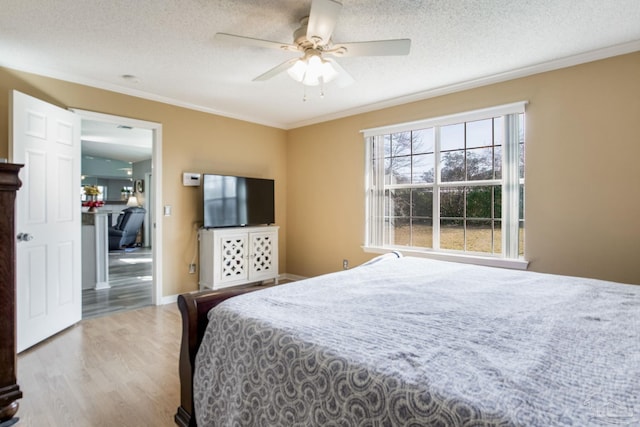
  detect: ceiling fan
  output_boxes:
[215,0,411,89]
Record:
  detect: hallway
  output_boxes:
[82,247,153,319]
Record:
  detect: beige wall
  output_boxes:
[2,51,639,291]
[287,52,640,284]
[0,67,288,297]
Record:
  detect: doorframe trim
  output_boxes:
[70,109,163,305]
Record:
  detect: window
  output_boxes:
[364,102,526,267]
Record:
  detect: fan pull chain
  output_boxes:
[302,68,309,101]
[300,79,327,102]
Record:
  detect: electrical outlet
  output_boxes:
[343,259,349,270]
[189,263,196,274]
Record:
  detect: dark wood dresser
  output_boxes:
[0,163,23,426]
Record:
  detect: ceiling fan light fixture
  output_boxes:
[287,59,307,82]
[320,60,338,82]
[287,52,338,86]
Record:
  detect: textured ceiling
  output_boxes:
[2,0,640,131]
[81,120,153,163]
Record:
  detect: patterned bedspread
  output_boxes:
[194,256,640,426]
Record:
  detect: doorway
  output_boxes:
[72,109,163,318]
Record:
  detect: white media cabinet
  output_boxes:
[199,225,279,290]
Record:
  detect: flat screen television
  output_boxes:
[203,174,275,228]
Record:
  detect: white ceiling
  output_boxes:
[81,120,152,163]
[2,0,640,134]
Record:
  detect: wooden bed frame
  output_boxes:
[174,282,277,427]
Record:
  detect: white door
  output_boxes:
[143,172,152,248]
[10,90,82,353]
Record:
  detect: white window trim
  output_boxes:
[362,245,529,270]
[362,102,527,138]
[362,101,529,270]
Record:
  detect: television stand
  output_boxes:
[199,225,279,290]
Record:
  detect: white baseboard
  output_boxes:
[279,273,307,282]
[160,294,178,306]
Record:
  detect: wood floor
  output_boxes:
[17,304,181,427]
[82,248,153,319]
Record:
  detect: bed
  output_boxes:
[174,254,640,426]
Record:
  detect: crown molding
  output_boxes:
[0,63,287,129]
[3,39,639,131]
[287,40,640,129]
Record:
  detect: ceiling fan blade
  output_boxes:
[215,33,297,52]
[332,39,411,57]
[307,0,342,45]
[325,59,354,88]
[253,58,299,81]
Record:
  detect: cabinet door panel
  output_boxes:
[249,230,278,281]
[217,233,249,284]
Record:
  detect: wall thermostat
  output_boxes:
[183,172,201,186]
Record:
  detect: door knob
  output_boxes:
[17,232,33,242]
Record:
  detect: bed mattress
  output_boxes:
[194,256,639,426]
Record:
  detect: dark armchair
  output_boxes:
[109,207,146,251]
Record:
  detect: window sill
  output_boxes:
[362,246,529,270]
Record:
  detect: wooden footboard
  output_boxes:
[174,283,276,427]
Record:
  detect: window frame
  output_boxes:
[363,102,528,270]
